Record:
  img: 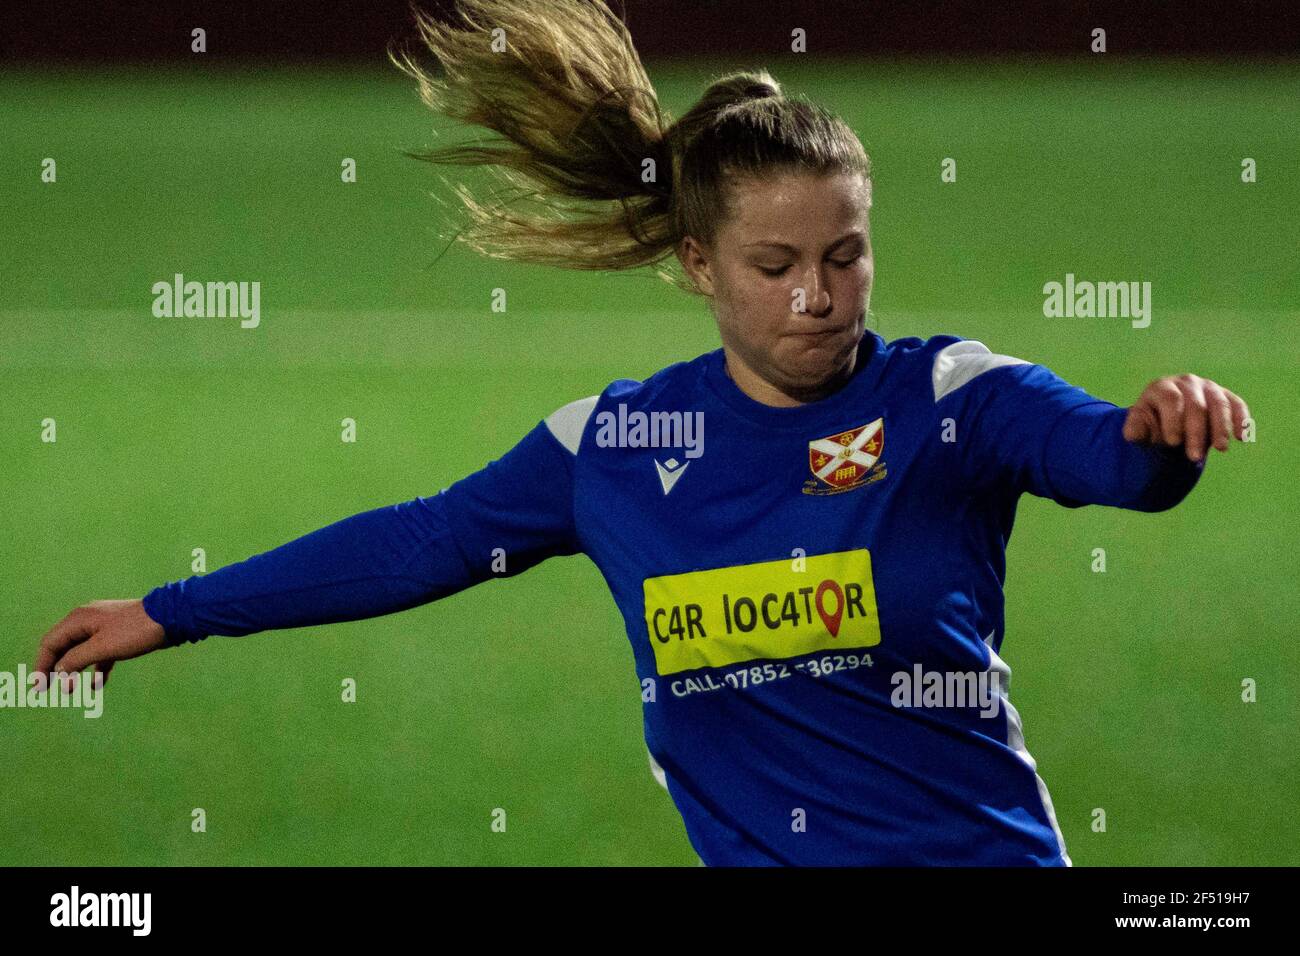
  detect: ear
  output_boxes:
[676,235,715,296]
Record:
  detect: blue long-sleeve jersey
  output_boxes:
[142,332,1203,865]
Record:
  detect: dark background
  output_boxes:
[3,0,1298,61]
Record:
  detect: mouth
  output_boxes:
[785,313,865,339]
[786,326,849,339]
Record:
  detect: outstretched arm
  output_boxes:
[139,495,496,643]
[935,341,1251,512]
[33,415,581,690]
[1035,372,1250,512]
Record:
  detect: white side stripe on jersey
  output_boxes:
[932,340,1030,403]
[984,631,1073,866]
[648,749,669,790]
[544,394,599,455]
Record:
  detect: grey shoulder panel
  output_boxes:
[544,395,599,455]
[931,340,1030,402]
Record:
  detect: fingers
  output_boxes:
[1122,402,1155,443]
[1128,378,1187,450]
[1127,375,1251,462]
[35,606,122,695]
[1202,381,1233,453]
[1225,389,1251,442]
[1180,378,1209,462]
[36,663,108,697]
[34,600,164,696]
[1186,378,1252,453]
[1154,379,1187,448]
[51,638,110,687]
[34,607,96,681]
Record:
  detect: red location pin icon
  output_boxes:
[814,579,844,637]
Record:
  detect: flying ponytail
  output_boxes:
[391,0,870,291]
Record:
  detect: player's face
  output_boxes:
[679,169,873,404]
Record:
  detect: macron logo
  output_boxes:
[655,457,688,495]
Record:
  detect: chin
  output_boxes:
[772,360,843,396]
[778,335,858,380]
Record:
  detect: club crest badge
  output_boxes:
[803,417,888,496]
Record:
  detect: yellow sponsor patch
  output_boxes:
[642,549,881,675]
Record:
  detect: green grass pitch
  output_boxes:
[0,58,1296,865]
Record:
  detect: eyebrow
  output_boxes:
[743,231,866,254]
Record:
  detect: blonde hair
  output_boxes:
[390,0,871,292]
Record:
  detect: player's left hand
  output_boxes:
[1122,374,1250,463]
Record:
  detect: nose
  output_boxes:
[798,266,833,317]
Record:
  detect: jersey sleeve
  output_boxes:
[141,413,583,646]
[933,339,1204,511]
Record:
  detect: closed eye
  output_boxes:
[758,255,862,278]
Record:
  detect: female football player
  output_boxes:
[34,0,1250,865]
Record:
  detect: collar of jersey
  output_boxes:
[701,330,886,430]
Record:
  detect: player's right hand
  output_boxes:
[33,599,167,693]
